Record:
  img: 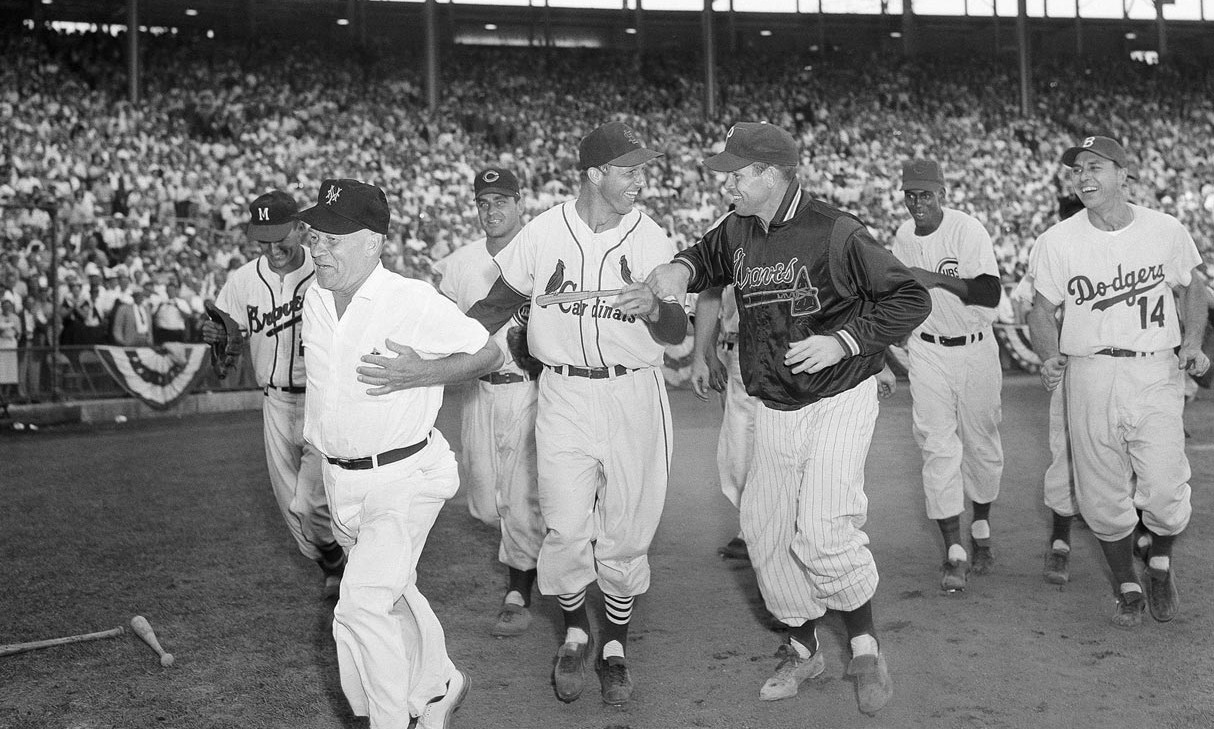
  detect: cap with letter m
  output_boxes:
[246,189,299,243]
[298,178,391,235]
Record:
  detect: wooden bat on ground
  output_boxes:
[130,615,174,667]
[535,288,625,307]
[0,626,126,657]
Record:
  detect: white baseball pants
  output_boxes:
[262,390,332,560]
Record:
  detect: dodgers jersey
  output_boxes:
[433,238,526,375]
[892,208,999,336]
[1032,203,1201,356]
[492,201,677,369]
[215,249,315,389]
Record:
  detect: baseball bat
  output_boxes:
[0,626,126,657]
[130,615,175,667]
[535,288,625,307]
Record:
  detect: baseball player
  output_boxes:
[299,178,503,729]
[432,167,545,638]
[464,121,687,706]
[201,190,345,597]
[1028,135,1209,628]
[689,284,759,560]
[1011,202,1081,587]
[891,159,1004,593]
[646,122,930,715]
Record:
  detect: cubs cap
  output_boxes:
[1061,135,1128,168]
[474,167,521,200]
[901,159,945,193]
[579,121,663,170]
[246,190,299,242]
[704,122,799,172]
[298,178,390,235]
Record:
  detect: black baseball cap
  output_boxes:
[1061,136,1128,168]
[704,122,799,173]
[246,190,299,242]
[297,179,390,235]
[474,168,520,200]
[901,159,945,193]
[579,121,662,170]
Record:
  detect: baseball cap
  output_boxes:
[246,190,299,242]
[297,178,390,235]
[901,159,945,193]
[578,121,663,170]
[474,168,520,200]
[1061,136,1128,168]
[704,122,799,173]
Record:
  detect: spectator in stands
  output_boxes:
[110,286,154,347]
[151,280,192,343]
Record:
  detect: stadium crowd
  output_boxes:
[2,27,1214,400]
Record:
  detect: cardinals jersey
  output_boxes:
[492,201,677,369]
[433,238,527,375]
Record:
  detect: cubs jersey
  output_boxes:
[214,249,315,389]
[492,201,677,369]
[433,238,526,374]
[1031,203,1200,357]
[674,183,930,409]
[892,208,999,336]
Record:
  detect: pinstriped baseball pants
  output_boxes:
[741,377,880,625]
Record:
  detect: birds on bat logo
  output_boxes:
[544,259,569,295]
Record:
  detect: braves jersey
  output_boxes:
[492,201,676,369]
[892,208,999,336]
[1031,203,1200,357]
[433,238,526,374]
[674,183,931,409]
[214,249,315,389]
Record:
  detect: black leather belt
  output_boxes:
[326,437,429,470]
[920,331,984,347]
[1095,348,1155,358]
[548,364,635,379]
[479,371,535,385]
[265,384,306,394]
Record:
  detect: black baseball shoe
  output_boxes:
[1146,565,1179,622]
[553,634,594,703]
[597,655,634,705]
[1111,588,1146,629]
[718,537,749,561]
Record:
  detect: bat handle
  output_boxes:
[130,615,175,667]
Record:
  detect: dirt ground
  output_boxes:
[3,375,1214,729]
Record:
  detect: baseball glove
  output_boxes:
[506,325,545,380]
[202,300,244,379]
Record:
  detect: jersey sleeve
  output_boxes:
[213,276,246,333]
[1167,223,1202,287]
[674,213,735,294]
[958,217,999,279]
[1029,234,1064,306]
[492,224,537,296]
[833,226,932,353]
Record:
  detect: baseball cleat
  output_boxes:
[322,574,342,601]
[940,559,969,592]
[491,603,532,637]
[1043,549,1070,585]
[718,537,750,560]
[1146,566,1179,623]
[553,635,594,703]
[847,650,893,715]
[970,540,994,576]
[416,668,469,729]
[1111,589,1146,629]
[597,655,634,705]
[759,642,825,701]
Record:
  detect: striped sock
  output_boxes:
[558,588,590,638]
[602,593,634,657]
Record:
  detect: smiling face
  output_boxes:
[475,192,522,243]
[1069,150,1127,214]
[258,221,308,275]
[597,163,646,215]
[903,188,944,234]
[307,228,381,298]
[723,163,782,221]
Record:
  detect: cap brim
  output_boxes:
[703,151,753,173]
[475,186,520,200]
[901,180,944,193]
[608,148,663,168]
[297,205,367,235]
[1061,147,1122,167]
[246,221,294,242]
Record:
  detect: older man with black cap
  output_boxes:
[1028,136,1209,629]
[201,189,346,598]
[298,178,502,729]
[889,158,1005,594]
[458,120,687,706]
[646,121,930,715]
[432,167,546,639]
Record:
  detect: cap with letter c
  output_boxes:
[474,167,521,200]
